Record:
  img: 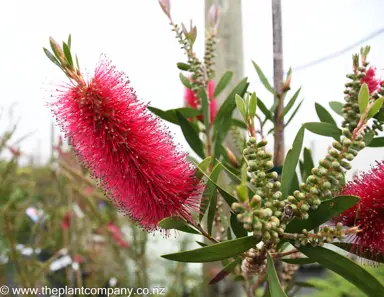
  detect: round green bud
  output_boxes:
[340,160,351,170]
[249,137,257,144]
[273,181,281,188]
[342,138,352,147]
[310,187,318,195]
[267,172,278,179]
[344,153,354,161]
[288,196,296,203]
[301,213,309,220]
[262,208,273,218]
[332,161,341,170]
[329,149,339,158]
[273,191,282,200]
[300,203,310,212]
[257,139,268,147]
[257,171,266,179]
[232,202,244,213]
[264,201,273,208]
[332,141,343,151]
[322,181,331,189]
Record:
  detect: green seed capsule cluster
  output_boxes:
[204,33,217,80]
[292,223,345,247]
[284,129,365,220]
[232,137,286,244]
[342,61,367,132]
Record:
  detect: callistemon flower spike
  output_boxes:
[334,161,384,261]
[44,37,202,231]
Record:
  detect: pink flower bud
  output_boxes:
[208,5,220,32]
[158,0,171,19]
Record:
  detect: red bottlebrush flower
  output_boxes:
[360,67,381,94]
[334,161,384,259]
[50,58,202,231]
[184,80,217,122]
[61,212,71,230]
[106,223,130,248]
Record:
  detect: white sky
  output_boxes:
[1,0,384,174]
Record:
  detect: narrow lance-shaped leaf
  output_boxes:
[195,156,212,179]
[257,97,273,121]
[368,136,384,147]
[315,102,336,125]
[176,112,205,159]
[281,126,305,198]
[148,106,201,125]
[298,246,384,297]
[62,42,73,67]
[249,92,257,118]
[358,83,369,114]
[162,236,260,263]
[267,252,288,297]
[159,217,200,234]
[209,258,242,285]
[235,94,247,122]
[303,122,341,140]
[329,101,343,116]
[43,48,61,68]
[213,71,233,98]
[284,100,304,128]
[283,87,301,116]
[199,89,211,135]
[252,61,275,95]
[180,72,192,89]
[367,97,384,119]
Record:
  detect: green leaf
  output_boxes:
[159,217,200,234]
[213,77,249,125]
[235,95,247,122]
[176,111,205,158]
[300,147,315,182]
[206,164,222,232]
[62,42,73,67]
[199,89,211,135]
[289,171,300,195]
[196,162,238,209]
[252,61,275,95]
[329,101,343,116]
[298,245,384,297]
[231,118,247,129]
[367,97,384,119]
[315,103,336,125]
[180,72,192,89]
[363,132,375,146]
[148,106,201,125]
[303,122,341,140]
[284,100,304,128]
[285,195,360,233]
[67,34,72,50]
[230,213,247,238]
[249,92,258,118]
[209,258,242,285]
[368,137,384,147]
[43,48,61,68]
[177,62,190,71]
[332,242,384,264]
[213,78,249,158]
[281,126,305,199]
[195,157,212,179]
[257,97,273,121]
[267,252,288,297]
[283,88,301,116]
[358,83,370,114]
[213,71,233,98]
[161,235,259,262]
[281,257,315,265]
[217,188,237,208]
[196,241,208,247]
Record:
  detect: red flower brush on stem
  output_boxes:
[46,38,202,231]
[184,80,217,122]
[334,161,384,259]
[360,67,381,94]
